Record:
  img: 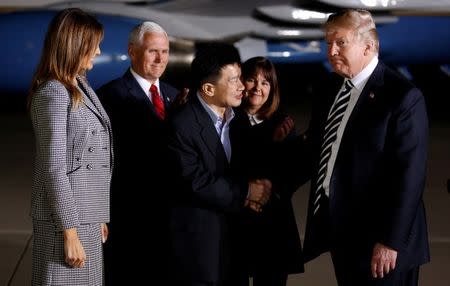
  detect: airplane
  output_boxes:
[0,0,449,107]
[315,0,450,12]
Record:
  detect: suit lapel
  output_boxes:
[77,76,109,126]
[343,62,385,132]
[123,69,168,119]
[123,69,153,110]
[190,96,228,165]
[77,76,114,171]
[159,82,173,108]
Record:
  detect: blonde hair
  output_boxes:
[325,9,379,52]
[28,8,104,109]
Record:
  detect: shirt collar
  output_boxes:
[247,113,264,126]
[349,56,378,91]
[196,92,235,125]
[130,68,160,95]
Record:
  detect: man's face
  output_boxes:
[212,63,245,108]
[129,32,169,82]
[326,26,367,78]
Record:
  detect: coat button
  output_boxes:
[76,157,80,161]
[86,164,93,170]
[88,147,94,152]
[92,130,97,135]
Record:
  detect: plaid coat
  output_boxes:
[30,77,113,285]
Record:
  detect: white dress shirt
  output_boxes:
[130,68,163,103]
[197,93,235,162]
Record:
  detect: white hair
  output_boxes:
[128,21,168,46]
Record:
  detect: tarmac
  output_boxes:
[1,99,449,285]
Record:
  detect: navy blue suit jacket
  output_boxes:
[97,69,178,186]
[167,95,247,284]
[302,62,430,273]
[97,69,178,281]
[97,68,178,201]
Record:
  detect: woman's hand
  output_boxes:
[273,116,295,142]
[63,228,86,268]
[101,223,109,243]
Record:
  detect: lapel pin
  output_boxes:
[369,92,375,99]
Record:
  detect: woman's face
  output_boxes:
[243,71,271,112]
[82,44,101,71]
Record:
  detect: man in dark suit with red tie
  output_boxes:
[97,21,178,284]
[297,9,430,286]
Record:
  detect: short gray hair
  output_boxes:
[128,21,168,46]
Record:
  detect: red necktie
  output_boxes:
[150,84,165,120]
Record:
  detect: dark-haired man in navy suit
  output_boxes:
[97,21,178,284]
[167,43,272,286]
[298,9,430,286]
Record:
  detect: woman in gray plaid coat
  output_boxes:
[28,8,113,286]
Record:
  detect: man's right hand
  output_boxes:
[247,179,272,212]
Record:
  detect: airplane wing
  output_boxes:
[0,0,449,98]
[316,0,450,13]
[255,4,399,25]
[0,0,139,8]
[47,0,325,41]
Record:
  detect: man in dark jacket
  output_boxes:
[300,9,430,286]
[97,21,178,284]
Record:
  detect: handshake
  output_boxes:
[245,179,272,212]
